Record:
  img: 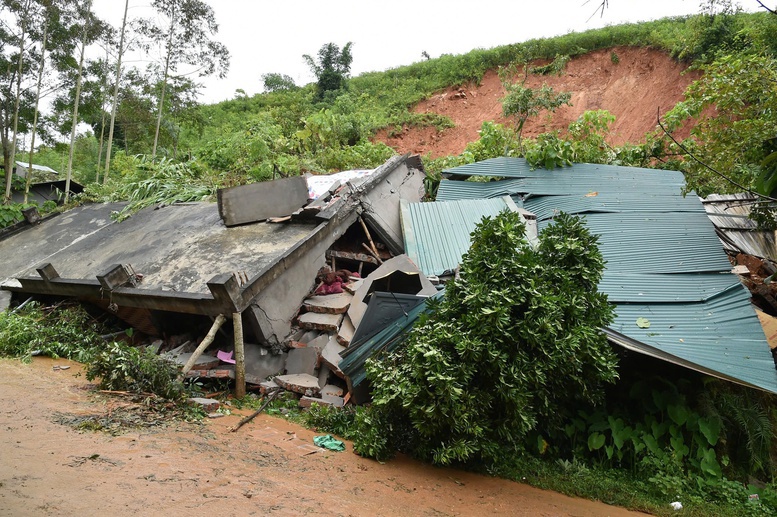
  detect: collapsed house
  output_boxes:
[2,154,776,404]
[398,157,777,394]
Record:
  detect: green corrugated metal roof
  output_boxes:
[413,157,777,393]
[401,196,519,277]
[340,292,444,388]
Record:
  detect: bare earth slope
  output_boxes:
[376,47,699,158]
[0,358,646,516]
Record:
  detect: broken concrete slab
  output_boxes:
[298,312,343,332]
[343,279,363,295]
[303,292,353,314]
[259,380,281,395]
[347,254,437,330]
[321,384,345,398]
[299,395,344,408]
[337,314,355,346]
[321,336,346,378]
[318,364,331,388]
[306,332,331,351]
[166,352,220,370]
[217,175,309,227]
[356,155,425,255]
[274,374,321,396]
[0,290,10,313]
[245,343,287,381]
[188,397,220,413]
[285,347,320,377]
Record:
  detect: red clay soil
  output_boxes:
[0,357,648,516]
[375,47,700,159]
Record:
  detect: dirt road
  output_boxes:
[0,358,645,516]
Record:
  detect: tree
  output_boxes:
[663,53,777,198]
[500,55,572,153]
[136,0,230,161]
[103,0,128,183]
[303,42,353,101]
[1,0,37,205]
[261,72,297,93]
[354,211,617,464]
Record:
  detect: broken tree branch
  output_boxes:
[180,314,227,377]
[230,389,280,432]
[656,108,777,202]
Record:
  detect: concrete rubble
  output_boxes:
[0,153,436,408]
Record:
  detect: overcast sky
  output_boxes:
[89,0,737,105]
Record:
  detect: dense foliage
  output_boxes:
[353,211,617,464]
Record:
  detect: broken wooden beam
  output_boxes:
[325,250,378,265]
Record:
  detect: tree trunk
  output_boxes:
[24,17,48,205]
[104,0,129,183]
[95,46,109,183]
[151,11,176,162]
[65,1,91,204]
[4,1,29,205]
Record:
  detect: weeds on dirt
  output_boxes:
[53,399,204,436]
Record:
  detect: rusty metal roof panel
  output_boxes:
[703,193,777,261]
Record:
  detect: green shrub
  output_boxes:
[0,303,104,362]
[85,341,188,401]
[355,211,617,465]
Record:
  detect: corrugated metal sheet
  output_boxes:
[534,212,734,274]
[401,197,518,277]
[340,292,444,388]
[422,157,777,393]
[703,193,777,262]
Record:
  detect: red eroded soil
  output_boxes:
[375,47,700,159]
[0,358,648,516]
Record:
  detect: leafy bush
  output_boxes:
[303,403,358,440]
[85,341,188,401]
[0,303,105,362]
[354,211,617,464]
[0,204,24,229]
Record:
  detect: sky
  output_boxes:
[89,0,726,105]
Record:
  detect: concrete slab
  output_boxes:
[217,175,309,227]
[0,290,11,312]
[298,312,343,332]
[274,374,321,396]
[245,344,287,381]
[321,336,346,378]
[303,292,352,314]
[321,384,345,397]
[337,314,355,346]
[285,347,320,376]
[0,202,314,294]
[347,254,437,329]
[166,352,220,370]
[299,395,344,408]
[318,364,331,388]
[306,332,331,350]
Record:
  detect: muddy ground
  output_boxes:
[0,357,647,516]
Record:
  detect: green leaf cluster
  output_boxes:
[354,211,617,464]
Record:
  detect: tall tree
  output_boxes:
[2,0,37,204]
[303,42,353,101]
[136,0,229,161]
[63,0,94,203]
[103,0,128,183]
